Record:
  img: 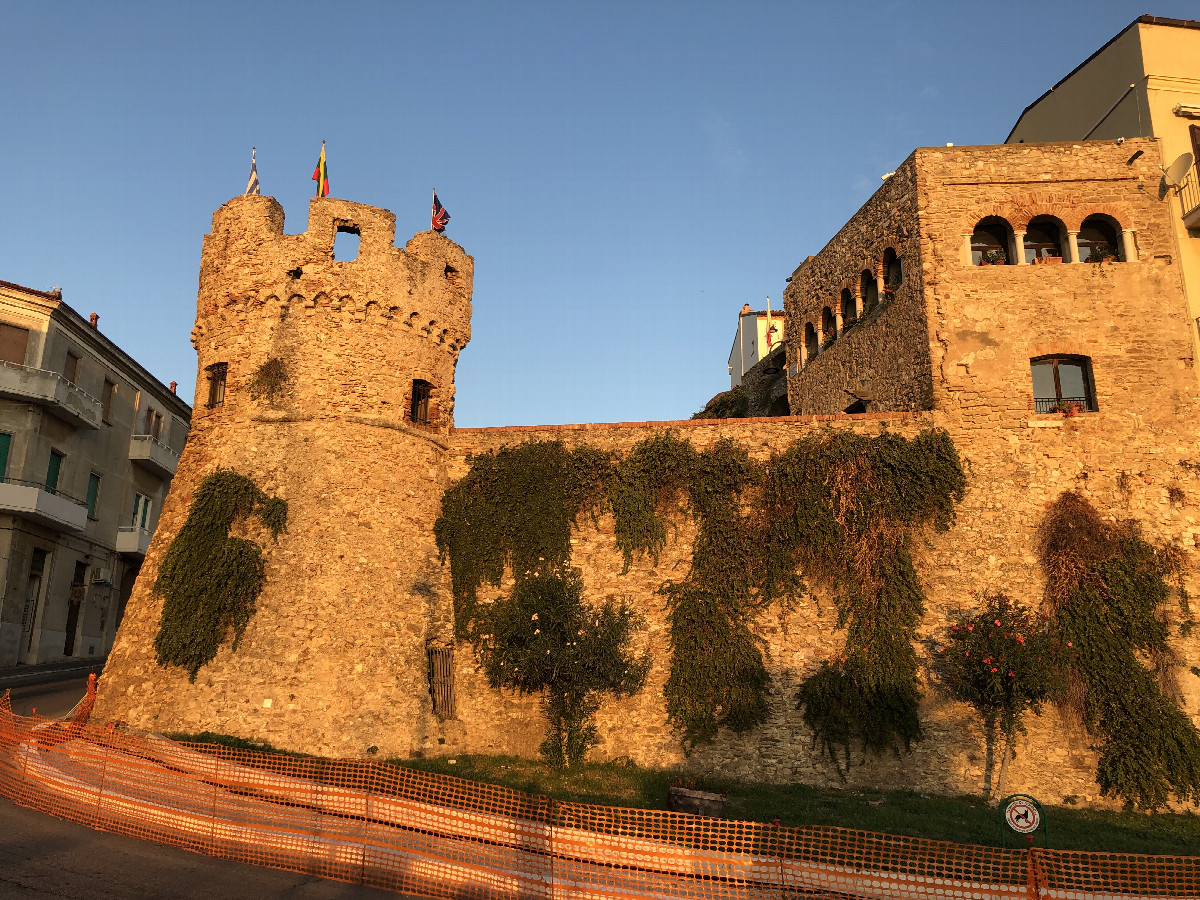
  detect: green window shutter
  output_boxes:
[45,451,63,494]
[86,474,100,519]
[0,433,11,480]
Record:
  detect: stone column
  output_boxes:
[1121,229,1137,262]
[1066,231,1080,263]
[800,339,808,367]
[876,272,886,296]
[835,311,844,333]
[1013,230,1027,265]
[962,234,974,266]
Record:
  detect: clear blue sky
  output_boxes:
[3,1,1194,426]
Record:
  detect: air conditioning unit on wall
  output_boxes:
[90,568,112,586]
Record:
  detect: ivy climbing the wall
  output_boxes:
[154,468,287,681]
[436,428,966,764]
[613,435,773,747]
[1037,491,1200,810]
[434,441,612,639]
[777,429,967,771]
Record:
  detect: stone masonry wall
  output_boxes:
[95,197,475,758]
[784,160,934,415]
[95,172,1200,811]
[442,409,1200,808]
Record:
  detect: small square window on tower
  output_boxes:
[206,362,228,408]
[410,379,432,425]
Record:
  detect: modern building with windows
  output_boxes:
[0,280,190,666]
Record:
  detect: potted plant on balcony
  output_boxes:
[1034,254,1063,265]
[1085,245,1115,264]
[822,330,837,347]
[979,249,1006,266]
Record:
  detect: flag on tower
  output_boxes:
[312,142,329,197]
[431,190,450,232]
[245,147,260,196]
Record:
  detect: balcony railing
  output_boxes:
[0,476,87,532]
[1034,396,1093,414]
[129,433,180,478]
[0,360,103,429]
[1181,165,1200,230]
[116,525,153,557]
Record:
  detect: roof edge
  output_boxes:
[1001,15,1192,143]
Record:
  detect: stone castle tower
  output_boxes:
[94,195,475,757]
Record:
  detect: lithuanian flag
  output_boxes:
[312,142,329,197]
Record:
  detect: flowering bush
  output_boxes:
[935,591,1065,798]
[476,568,649,768]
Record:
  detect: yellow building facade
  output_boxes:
[1007,15,1200,355]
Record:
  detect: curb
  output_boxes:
[0,658,106,691]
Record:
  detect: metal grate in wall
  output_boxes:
[427,645,456,719]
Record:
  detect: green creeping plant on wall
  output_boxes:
[153,468,287,681]
[1038,491,1200,810]
[436,428,967,761]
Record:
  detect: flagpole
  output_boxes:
[765,295,772,352]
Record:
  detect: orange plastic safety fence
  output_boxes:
[0,694,1196,899]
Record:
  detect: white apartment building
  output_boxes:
[0,280,190,666]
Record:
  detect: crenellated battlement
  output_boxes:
[190,195,473,431]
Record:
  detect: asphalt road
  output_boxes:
[0,674,416,898]
[0,798,411,899]
[8,676,90,718]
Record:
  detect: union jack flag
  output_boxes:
[431,190,450,233]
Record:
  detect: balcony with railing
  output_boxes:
[0,477,87,531]
[0,361,102,429]
[116,526,153,557]
[1034,396,1093,415]
[129,433,180,478]
[1181,165,1200,230]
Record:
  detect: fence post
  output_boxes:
[208,758,220,857]
[773,819,787,900]
[545,795,557,900]
[361,788,371,887]
[1026,845,1043,900]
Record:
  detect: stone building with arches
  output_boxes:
[782,137,1190,423]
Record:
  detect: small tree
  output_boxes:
[476,569,649,768]
[935,591,1062,799]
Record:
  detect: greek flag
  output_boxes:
[245,147,260,196]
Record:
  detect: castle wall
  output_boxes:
[442,410,1200,807]
[96,185,1200,811]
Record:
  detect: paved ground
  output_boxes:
[8,676,90,718]
[0,671,416,898]
[0,798,411,899]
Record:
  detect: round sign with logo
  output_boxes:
[1003,796,1041,835]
